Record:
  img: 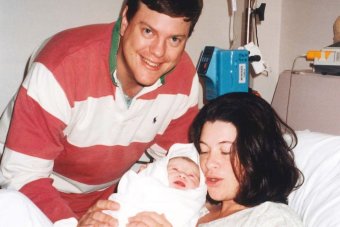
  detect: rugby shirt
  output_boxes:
[0,21,199,222]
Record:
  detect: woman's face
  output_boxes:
[199,120,240,202]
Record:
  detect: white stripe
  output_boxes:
[0,95,16,156]
[22,62,71,125]
[0,148,53,190]
[51,172,120,194]
[0,148,119,193]
[65,91,195,147]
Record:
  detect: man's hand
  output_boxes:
[77,199,120,227]
[127,212,172,227]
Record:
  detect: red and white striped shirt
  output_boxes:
[0,22,199,222]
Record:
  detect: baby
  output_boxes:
[106,143,207,227]
[167,156,200,190]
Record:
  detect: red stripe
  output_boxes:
[54,140,152,185]
[20,178,76,222]
[35,23,115,105]
[6,88,66,159]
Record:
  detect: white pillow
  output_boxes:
[288,130,340,227]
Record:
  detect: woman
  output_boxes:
[189,92,303,226]
[77,92,304,226]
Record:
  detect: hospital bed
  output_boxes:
[272,70,340,227]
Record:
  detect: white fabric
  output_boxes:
[106,143,207,227]
[288,130,340,227]
[0,189,78,227]
[0,95,15,157]
[0,189,53,227]
[198,201,303,227]
[53,218,78,227]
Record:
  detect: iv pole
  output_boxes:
[246,0,252,44]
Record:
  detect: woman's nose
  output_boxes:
[204,154,219,170]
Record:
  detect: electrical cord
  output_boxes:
[285,54,307,123]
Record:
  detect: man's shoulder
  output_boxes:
[53,23,114,42]
[35,22,115,66]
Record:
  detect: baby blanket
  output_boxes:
[106,143,207,227]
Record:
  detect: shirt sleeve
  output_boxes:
[0,62,75,222]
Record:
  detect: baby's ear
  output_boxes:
[137,164,148,173]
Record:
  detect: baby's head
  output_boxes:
[167,156,200,190]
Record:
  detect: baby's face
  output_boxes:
[167,157,200,190]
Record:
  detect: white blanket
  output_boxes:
[106,143,207,227]
[0,189,53,227]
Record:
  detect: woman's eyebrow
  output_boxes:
[199,140,234,145]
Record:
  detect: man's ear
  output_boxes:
[120,6,129,36]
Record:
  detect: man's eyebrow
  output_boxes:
[139,21,188,38]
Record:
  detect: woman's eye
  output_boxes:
[199,149,208,154]
[221,144,232,155]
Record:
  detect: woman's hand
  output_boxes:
[127,211,172,227]
[77,199,120,227]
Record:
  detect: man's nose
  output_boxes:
[150,38,166,57]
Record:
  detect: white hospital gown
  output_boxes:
[198,201,303,227]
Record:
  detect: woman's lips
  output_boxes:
[205,177,222,187]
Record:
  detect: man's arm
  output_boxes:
[0,62,75,222]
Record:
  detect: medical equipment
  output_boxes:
[197,46,249,101]
[306,42,340,76]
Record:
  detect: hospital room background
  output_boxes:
[0,0,339,113]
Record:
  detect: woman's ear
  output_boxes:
[120,6,129,36]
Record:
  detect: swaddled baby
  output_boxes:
[105,143,207,227]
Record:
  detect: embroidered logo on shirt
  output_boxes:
[153,117,157,124]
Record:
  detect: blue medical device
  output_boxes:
[197,46,249,101]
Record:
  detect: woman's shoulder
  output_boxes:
[198,202,303,227]
[245,201,303,226]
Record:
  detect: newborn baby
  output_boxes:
[106,143,207,227]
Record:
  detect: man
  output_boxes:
[0,0,203,225]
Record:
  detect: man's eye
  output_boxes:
[143,28,152,36]
[171,37,179,42]
[170,36,181,46]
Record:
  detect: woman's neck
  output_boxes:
[198,200,247,225]
[220,200,247,217]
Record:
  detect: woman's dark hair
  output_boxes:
[124,0,203,36]
[190,92,303,206]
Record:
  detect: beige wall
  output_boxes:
[1,0,339,112]
[253,0,339,102]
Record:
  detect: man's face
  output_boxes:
[117,3,191,90]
